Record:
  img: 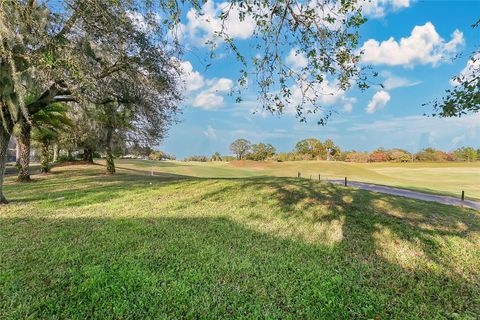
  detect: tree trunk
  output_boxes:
[0,123,13,204]
[17,120,31,182]
[40,141,50,173]
[83,148,94,163]
[105,127,115,174]
[15,139,20,163]
[53,144,59,162]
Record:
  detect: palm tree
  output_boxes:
[31,103,72,173]
[15,93,40,182]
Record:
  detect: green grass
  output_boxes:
[1,164,479,319]
[114,159,480,200]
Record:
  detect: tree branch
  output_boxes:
[27,81,75,115]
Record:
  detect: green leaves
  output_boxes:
[212,0,369,124]
[428,22,479,118]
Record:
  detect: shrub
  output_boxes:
[345,151,370,163]
[184,155,209,162]
[56,154,76,163]
[369,150,390,162]
[149,151,175,161]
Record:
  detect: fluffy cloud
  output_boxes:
[180,61,205,92]
[359,0,411,18]
[181,1,256,47]
[208,78,233,92]
[192,78,233,109]
[192,92,225,109]
[286,48,308,70]
[450,52,480,86]
[366,90,390,113]
[361,22,464,67]
[179,60,233,110]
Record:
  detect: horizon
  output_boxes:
[159,0,480,159]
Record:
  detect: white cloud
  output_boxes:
[284,77,357,115]
[208,78,233,92]
[230,77,356,119]
[361,22,464,67]
[366,90,390,113]
[178,59,234,110]
[192,78,233,110]
[202,125,217,140]
[380,71,421,90]
[192,92,225,109]
[180,61,205,92]
[286,48,308,70]
[359,0,411,18]
[181,1,256,47]
[450,52,480,86]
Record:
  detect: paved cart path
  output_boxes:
[327,180,480,210]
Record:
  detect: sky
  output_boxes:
[158,0,480,159]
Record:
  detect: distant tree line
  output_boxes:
[340,147,480,163]
[181,139,480,163]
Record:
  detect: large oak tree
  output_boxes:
[1,0,369,203]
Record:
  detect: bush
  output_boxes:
[454,147,478,162]
[369,150,390,162]
[184,155,209,162]
[415,148,447,162]
[345,151,370,163]
[149,151,175,161]
[388,149,411,162]
[57,154,76,163]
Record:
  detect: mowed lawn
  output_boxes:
[114,159,480,200]
[1,164,479,319]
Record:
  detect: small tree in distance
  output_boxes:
[323,139,340,160]
[455,147,478,162]
[249,143,276,161]
[295,139,323,160]
[230,139,251,160]
[212,152,222,161]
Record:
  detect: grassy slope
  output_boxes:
[1,165,479,319]
[229,160,480,200]
[115,159,480,200]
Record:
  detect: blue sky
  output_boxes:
[159,0,480,159]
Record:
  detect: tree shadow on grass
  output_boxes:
[2,170,479,318]
[1,215,478,319]
[186,176,480,315]
[114,159,184,168]
[3,166,195,206]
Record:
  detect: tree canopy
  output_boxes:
[230,139,251,160]
[0,0,378,202]
[428,19,479,117]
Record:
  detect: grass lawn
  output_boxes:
[1,164,479,319]
[114,159,480,200]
